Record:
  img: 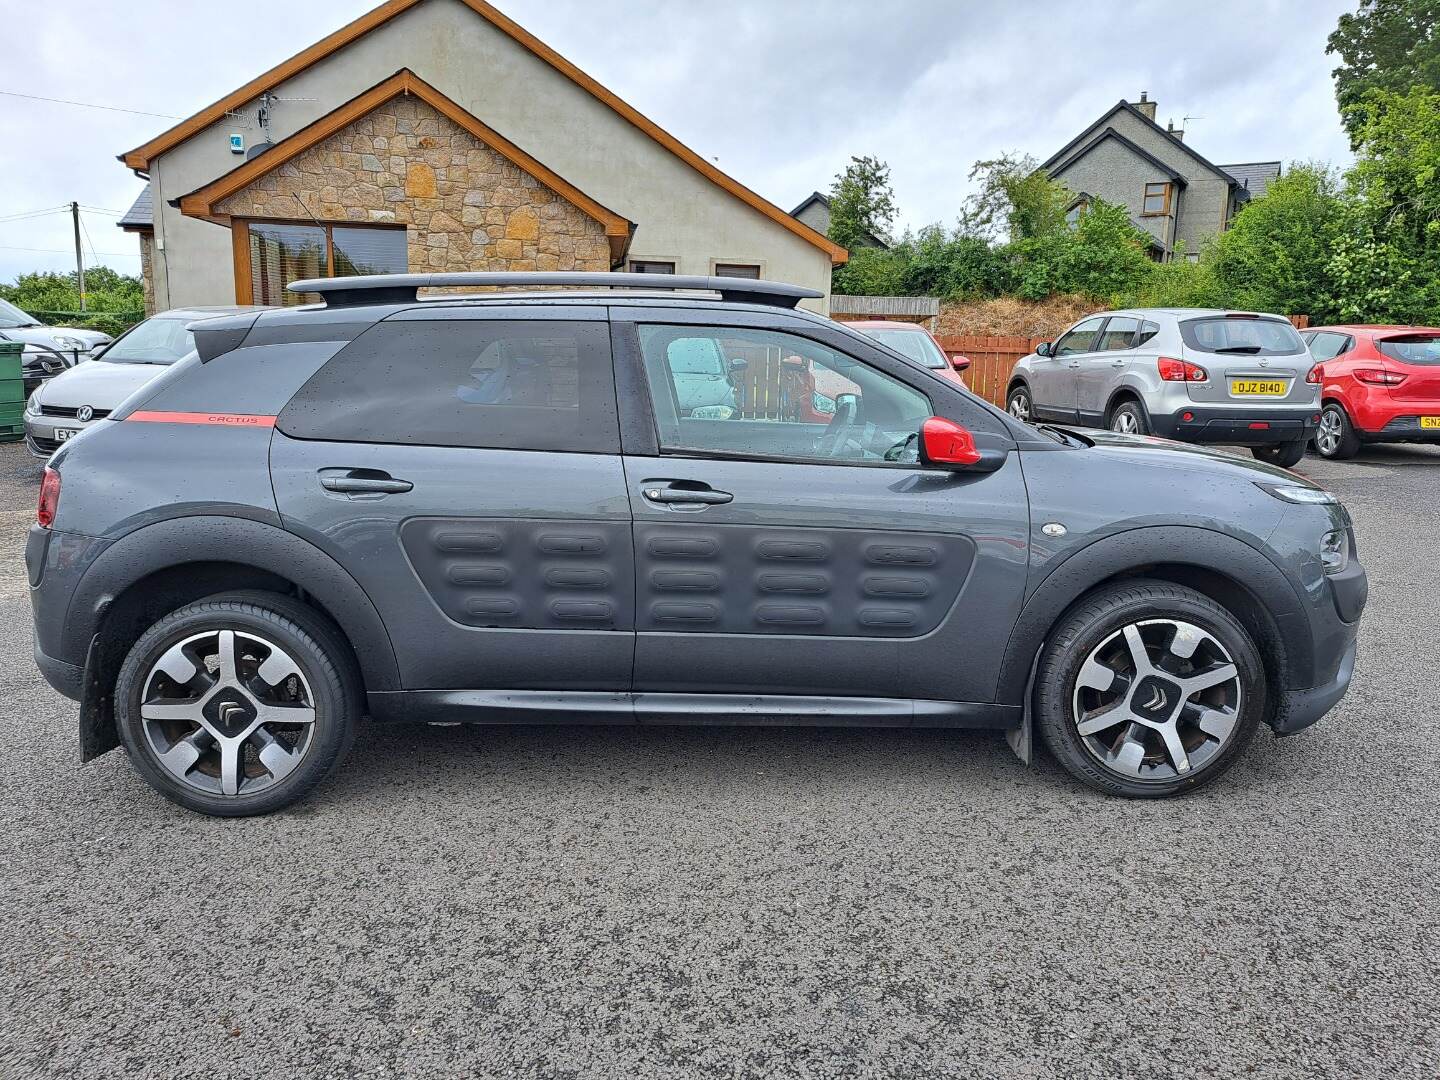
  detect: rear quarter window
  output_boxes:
[276,319,619,452]
[1179,317,1305,356]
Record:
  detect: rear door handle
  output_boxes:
[642,484,733,506]
[320,471,413,495]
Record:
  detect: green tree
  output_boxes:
[1007,198,1153,302]
[827,155,898,251]
[0,268,145,335]
[1327,0,1440,147]
[959,154,1071,241]
[1206,165,1346,320]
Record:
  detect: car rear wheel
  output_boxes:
[1108,401,1149,436]
[1313,403,1361,460]
[114,592,360,816]
[1251,439,1306,467]
[1035,581,1264,798]
[1007,385,1032,423]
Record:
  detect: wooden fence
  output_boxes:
[936,335,1044,408]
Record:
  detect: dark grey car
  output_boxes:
[27,273,1367,816]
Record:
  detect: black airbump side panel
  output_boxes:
[401,518,634,630]
[636,523,973,637]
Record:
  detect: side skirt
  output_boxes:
[367,690,1021,730]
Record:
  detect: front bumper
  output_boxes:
[1273,637,1358,735]
[24,417,89,458]
[1151,406,1320,445]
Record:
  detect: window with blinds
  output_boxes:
[247,222,407,307]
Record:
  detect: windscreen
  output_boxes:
[101,318,195,365]
[1180,316,1305,356]
[0,298,38,329]
[857,327,948,369]
[1377,334,1440,366]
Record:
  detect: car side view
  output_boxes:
[847,320,972,387]
[1007,308,1322,467]
[28,274,1367,816]
[1301,325,1440,458]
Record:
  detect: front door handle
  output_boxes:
[320,470,414,495]
[642,484,733,507]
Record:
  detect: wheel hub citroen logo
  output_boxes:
[210,697,253,738]
[1142,685,1169,711]
[76,405,94,422]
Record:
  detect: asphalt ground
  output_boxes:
[1,436,1437,1079]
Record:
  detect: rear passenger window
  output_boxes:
[277,319,618,452]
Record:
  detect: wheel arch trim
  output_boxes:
[995,525,1311,705]
[62,515,401,692]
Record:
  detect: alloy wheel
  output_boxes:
[1316,408,1343,456]
[1111,411,1139,434]
[1070,618,1243,782]
[140,629,317,797]
[1008,393,1030,422]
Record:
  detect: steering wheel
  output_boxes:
[815,395,859,457]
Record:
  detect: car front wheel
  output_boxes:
[1007,385,1033,423]
[1035,581,1264,798]
[114,592,361,816]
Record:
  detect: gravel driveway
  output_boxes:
[2,438,1436,1079]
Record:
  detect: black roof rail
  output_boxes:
[286,272,823,310]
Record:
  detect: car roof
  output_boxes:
[157,305,269,320]
[847,320,931,332]
[1307,324,1440,335]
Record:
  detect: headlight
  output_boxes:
[1255,482,1338,505]
[1320,529,1349,575]
[25,392,41,416]
[52,335,86,352]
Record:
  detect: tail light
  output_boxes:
[1306,364,1323,384]
[37,467,60,529]
[1157,356,1208,382]
[1354,367,1406,386]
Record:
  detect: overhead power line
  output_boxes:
[0,89,181,119]
[0,244,140,257]
[0,206,68,224]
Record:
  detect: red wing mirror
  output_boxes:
[920,416,981,467]
[919,417,1009,473]
[950,354,971,371]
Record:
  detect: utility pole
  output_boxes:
[70,201,86,311]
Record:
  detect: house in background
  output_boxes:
[1040,93,1281,261]
[789,192,889,250]
[116,0,846,312]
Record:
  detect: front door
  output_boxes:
[612,310,1030,710]
[1075,316,1138,424]
[270,307,634,692]
[1034,316,1106,422]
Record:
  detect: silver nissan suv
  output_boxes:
[1006,309,1321,467]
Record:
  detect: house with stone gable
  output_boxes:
[116,0,847,314]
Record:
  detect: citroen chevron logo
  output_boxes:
[217,701,247,728]
[1142,686,1169,712]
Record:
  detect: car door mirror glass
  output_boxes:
[1036,342,1052,357]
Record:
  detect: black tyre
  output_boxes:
[1108,400,1149,436]
[1251,439,1306,467]
[1007,384,1033,424]
[114,592,361,816]
[1313,403,1361,460]
[1035,581,1264,798]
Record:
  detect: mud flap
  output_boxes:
[78,635,119,763]
[1005,649,1042,766]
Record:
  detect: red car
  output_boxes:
[847,320,971,387]
[1302,325,1440,458]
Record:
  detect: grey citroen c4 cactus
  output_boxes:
[27,273,1367,816]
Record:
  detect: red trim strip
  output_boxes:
[127,411,277,427]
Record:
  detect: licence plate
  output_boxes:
[1421,416,1440,430]
[53,428,77,442]
[1231,379,1288,396]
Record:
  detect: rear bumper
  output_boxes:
[1365,415,1440,442]
[34,635,84,701]
[1151,407,1320,444]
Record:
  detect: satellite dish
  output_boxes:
[245,141,274,161]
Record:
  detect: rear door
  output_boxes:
[611,307,1029,711]
[1076,316,1139,423]
[1034,317,1105,422]
[270,305,634,693]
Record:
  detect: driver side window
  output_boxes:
[1054,317,1107,357]
[637,325,931,466]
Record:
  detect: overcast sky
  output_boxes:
[0,0,1355,286]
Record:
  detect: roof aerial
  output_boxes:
[286,272,825,310]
